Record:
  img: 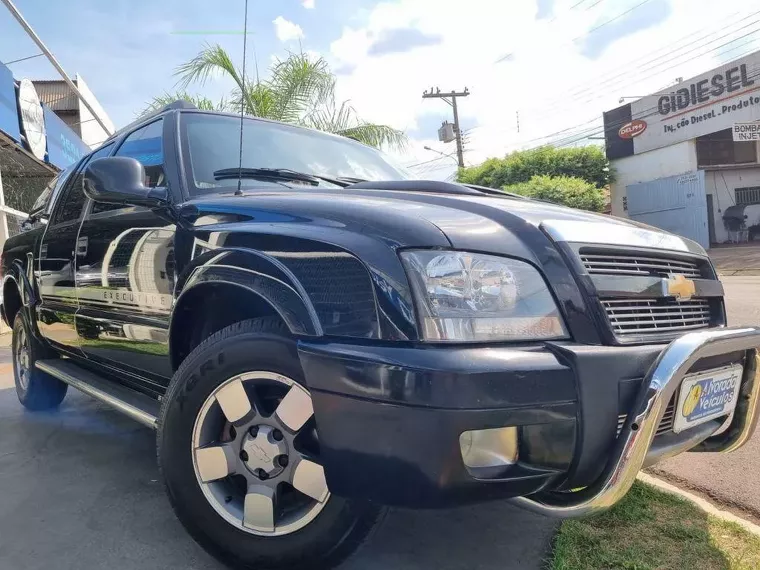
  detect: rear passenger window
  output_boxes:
[115,119,165,188]
[51,177,87,225]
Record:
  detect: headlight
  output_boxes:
[400,250,568,342]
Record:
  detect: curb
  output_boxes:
[718,270,760,276]
[638,473,760,537]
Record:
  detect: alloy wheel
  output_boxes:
[191,371,330,536]
[15,326,30,390]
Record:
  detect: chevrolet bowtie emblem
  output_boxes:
[664,274,696,301]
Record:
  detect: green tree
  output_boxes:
[503,175,606,212]
[458,146,611,189]
[144,45,405,150]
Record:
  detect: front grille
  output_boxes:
[617,397,676,437]
[579,249,717,339]
[581,253,701,278]
[601,298,711,335]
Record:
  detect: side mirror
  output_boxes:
[83,156,168,209]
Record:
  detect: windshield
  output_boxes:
[181,113,409,195]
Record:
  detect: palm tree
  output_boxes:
[144,44,406,150]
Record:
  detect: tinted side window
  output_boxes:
[31,175,59,214]
[115,119,165,188]
[51,144,114,225]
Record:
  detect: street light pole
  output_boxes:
[423,145,458,164]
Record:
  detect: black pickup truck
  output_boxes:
[2,101,759,570]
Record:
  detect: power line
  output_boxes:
[536,38,760,149]
[3,52,43,65]
[407,156,448,169]
[552,9,753,105]
[550,64,760,149]
[478,11,760,143]
[480,9,758,143]
[475,21,760,151]
[570,0,655,44]
[496,0,606,63]
[542,11,760,114]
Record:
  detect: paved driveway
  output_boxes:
[0,351,556,570]
[651,275,760,520]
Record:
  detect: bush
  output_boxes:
[458,146,611,189]
[503,175,606,212]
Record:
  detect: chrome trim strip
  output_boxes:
[541,219,707,255]
[591,275,723,299]
[512,327,760,518]
[35,360,158,429]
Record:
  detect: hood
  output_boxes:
[336,184,707,258]
[182,182,706,264]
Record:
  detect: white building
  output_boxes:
[32,74,114,149]
[605,51,760,248]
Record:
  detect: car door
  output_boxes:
[36,157,91,353]
[75,118,176,387]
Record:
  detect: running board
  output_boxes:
[35,359,160,429]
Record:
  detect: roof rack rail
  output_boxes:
[100,99,197,147]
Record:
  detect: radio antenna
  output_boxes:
[235,0,249,196]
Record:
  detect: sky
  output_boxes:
[2,0,760,180]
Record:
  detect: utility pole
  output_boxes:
[422,87,470,169]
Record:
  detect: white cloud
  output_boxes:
[302,0,315,9]
[327,0,760,174]
[273,16,304,42]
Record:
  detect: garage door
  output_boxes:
[626,170,709,249]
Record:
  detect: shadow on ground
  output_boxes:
[0,387,556,570]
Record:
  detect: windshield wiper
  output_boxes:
[212,167,367,189]
[213,167,322,186]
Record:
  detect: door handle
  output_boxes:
[75,236,88,257]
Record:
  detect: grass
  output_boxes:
[550,482,760,570]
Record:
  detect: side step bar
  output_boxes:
[35,359,160,429]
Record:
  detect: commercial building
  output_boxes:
[33,74,114,149]
[604,51,760,249]
[0,59,111,233]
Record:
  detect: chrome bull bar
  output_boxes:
[513,327,760,519]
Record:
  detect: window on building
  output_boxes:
[696,128,757,167]
[736,186,760,205]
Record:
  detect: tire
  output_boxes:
[158,317,383,570]
[12,311,67,410]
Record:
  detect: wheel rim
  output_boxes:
[191,372,330,536]
[15,326,30,390]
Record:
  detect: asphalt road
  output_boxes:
[0,351,556,570]
[652,275,760,520]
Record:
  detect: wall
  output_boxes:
[610,139,697,216]
[75,74,115,149]
[704,167,760,243]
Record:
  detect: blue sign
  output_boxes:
[0,62,21,142]
[42,104,90,168]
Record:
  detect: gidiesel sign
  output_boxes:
[607,51,760,156]
[657,64,754,116]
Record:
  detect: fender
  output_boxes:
[171,247,323,343]
[3,256,36,307]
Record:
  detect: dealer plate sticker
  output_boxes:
[673,365,743,434]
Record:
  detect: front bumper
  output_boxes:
[299,328,760,513]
